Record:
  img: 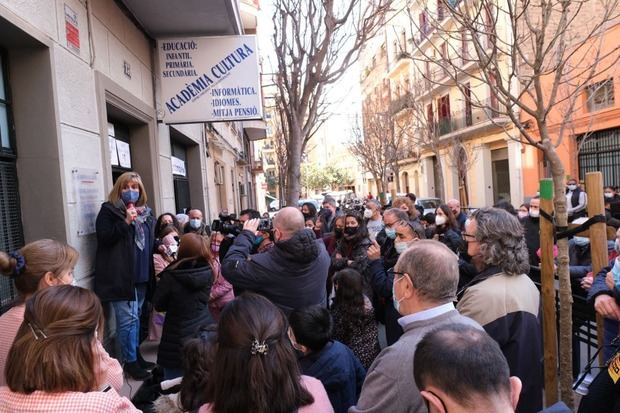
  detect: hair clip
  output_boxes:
[250,339,268,356]
[28,322,48,340]
[9,251,26,277]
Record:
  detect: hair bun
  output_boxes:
[9,251,26,277]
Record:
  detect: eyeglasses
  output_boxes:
[461,232,476,241]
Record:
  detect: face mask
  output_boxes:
[303,213,312,220]
[518,211,528,219]
[167,244,179,256]
[121,190,139,205]
[392,276,405,314]
[385,227,397,239]
[606,193,615,199]
[573,236,590,247]
[334,228,344,238]
[567,184,577,191]
[615,239,620,254]
[345,226,358,236]
[394,241,412,255]
[529,209,540,218]
[189,218,202,229]
[323,209,333,220]
[364,209,373,219]
[435,215,447,226]
[254,236,264,247]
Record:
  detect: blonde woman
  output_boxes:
[94,171,155,380]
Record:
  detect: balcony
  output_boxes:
[435,100,511,139]
[389,92,414,115]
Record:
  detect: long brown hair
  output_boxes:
[5,285,104,393]
[0,239,78,299]
[168,233,216,274]
[205,293,314,413]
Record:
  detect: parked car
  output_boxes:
[416,197,442,215]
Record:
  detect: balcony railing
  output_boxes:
[389,92,414,114]
[435,100,506,136]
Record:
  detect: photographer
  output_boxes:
[221,207,330,315]
[215,209,261,260]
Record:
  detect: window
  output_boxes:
[586,79,615,112]
[437,0,445,21]
[427,103,434,132]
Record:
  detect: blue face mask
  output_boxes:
[189,218,202,230]
[385,228,397,239]
[254,236,264,246]
[394,241,411,255]
[121,190,139,205]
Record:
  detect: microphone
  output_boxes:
[127,202,136,222]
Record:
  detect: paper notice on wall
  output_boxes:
[109,137,119,166]
[171,156,186,176]
[116,140,132,168]
[72,168,100,236]
[64,4,80,54]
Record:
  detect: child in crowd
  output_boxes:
[289,306,366,413]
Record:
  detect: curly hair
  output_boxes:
[179,325,218,411]
[331,269,367,342]
[470,207,530,275]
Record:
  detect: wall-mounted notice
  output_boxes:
[64,4,80,54]
[157,35,263,124]
[116,140,131,168]
[72,168,100,236]
[171,156,186,176]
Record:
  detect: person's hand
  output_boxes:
[243,218,260,234]
[594,294,620,320]
[581,276,593,291]
[335,253,343,260]
[367,240,381,261]
[606,271,616,291]
[125,206,137,225]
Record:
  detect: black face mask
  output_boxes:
[323,209,333,220]
[334,228,344,238]
[345,227,358,236]
[303,213,312,220]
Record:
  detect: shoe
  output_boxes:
[124,361,151,381]
[137,352,156,370]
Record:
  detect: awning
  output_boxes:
[243,119,268,141]
[119,0,242,37]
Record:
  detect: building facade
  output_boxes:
[0,0,266,309]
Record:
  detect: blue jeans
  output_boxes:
[111,284,147,363]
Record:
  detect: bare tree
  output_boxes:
[400,0,620,406]
[273,0,391,205]
[273,97,289,208]
[348,100,405,204]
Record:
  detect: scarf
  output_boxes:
[115,200,151,250]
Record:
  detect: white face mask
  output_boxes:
[606,193,615,199]
[567,184,577,191]
[394,241,413,255]
[573,236,590,247]
[435,215,447,226]
[364,209,373,219]
[518,211,528,219]
[529,209,540,218]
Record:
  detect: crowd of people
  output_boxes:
[2,170,620,412]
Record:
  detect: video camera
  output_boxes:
[211,212,243,236]
[257,218,273,232]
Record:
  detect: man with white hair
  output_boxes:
[447,199,467,232]
[364,199,384,241]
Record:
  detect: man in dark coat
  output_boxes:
[222,207,330,314]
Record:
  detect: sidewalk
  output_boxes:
[120,340,159,399]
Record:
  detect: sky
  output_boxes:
[256,0,363,145]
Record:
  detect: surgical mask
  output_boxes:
[364,209,373,219]
[573,236,590,247]
[392,276,405,314]
[435,215,447,226]
[167,244,179,256]
[518,211,528,219]
[254,236,264,246]
[606,193,615,199]
[529,209,540,218]
[385,227,397,239]
[121,190,139,205]
[189,218,202,229]
[394,241,412,255]
[345,226,358,236]
[567,184,577,191]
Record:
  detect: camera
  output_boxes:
[211,212,243,236]
[258,218,273,232]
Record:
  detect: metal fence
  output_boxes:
[578,127,620,188]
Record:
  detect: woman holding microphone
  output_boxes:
[94,172,155,380]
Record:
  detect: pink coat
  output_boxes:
[0,304,123,391]
[0,387,140,413]
[198,375,334,413]
[208,259,234,321]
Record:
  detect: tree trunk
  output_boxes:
[434,156,445,201]
[285,123,304,206]
[543,139,574,409]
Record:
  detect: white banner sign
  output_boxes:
[72,168,100,236]
[171,156,186,176]
[157,35,263,124]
